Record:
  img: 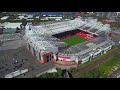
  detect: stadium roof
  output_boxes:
[26,18,86,35]
[25,18,111,53]
[59,36,114,58]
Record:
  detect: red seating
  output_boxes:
[76,31,95,40]
[57,31,95,40]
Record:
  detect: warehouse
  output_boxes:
[0,22,23,34]
[1,16,9,20]
[2,22,22,29]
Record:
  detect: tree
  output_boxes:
[68,68,78,74]
[57,68,62,77]
[22,19,27,26]
[52,72,58,78]
[56,68,62,78]
[49,73,53,78]
[40,74,45,78]
[38,75,43,78]
[45,73,51,78]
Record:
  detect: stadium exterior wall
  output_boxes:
[26,42,57,64]
[26,40,114,65]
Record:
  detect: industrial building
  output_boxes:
[41,16,63,21]
[0,22,25,34]
[2,22,22,29]
[24,17,115,65]
[1,16,9,20]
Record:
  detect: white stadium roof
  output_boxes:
[25,18,111,53]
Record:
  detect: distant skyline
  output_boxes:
[26,12,76,16]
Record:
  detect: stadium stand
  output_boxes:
[24,17,114,65]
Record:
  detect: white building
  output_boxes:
[5,69,28,78]
[18,15,33,20]
[2,22,22,29]
[45,17,62,19]
[18,15,25,19]
[36,16,39,19]
[1,16,9,20]
[41,18,48,20]
[27,15,33,18]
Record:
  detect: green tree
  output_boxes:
[68,68,78,74]
[38,75,43,78]
[46,73,51,78]
[22,19,27,26]
[52,72,58,78]
[40,73,46,78]
[49,73,53,78]
[56,68,62,78]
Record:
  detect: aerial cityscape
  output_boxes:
[0,12,120,78]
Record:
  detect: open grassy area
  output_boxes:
[72,45,120,78]
[79,46,120,68]
[63,36,87,46]
[98,54,120,76]
[79,46,120,78]
[80,56,120,78]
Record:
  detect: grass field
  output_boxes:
[79,55,120,78]
[98,54,120,76]
[78,46,120,78]
[63,36,87,46]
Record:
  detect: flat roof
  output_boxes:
[1,16,9,20]
[3,22,22,29]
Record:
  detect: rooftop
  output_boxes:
[25,18,111,53]
[58,36,112,56]
[2,22,22,29]
[1,16,9,20]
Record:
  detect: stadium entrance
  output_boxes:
[45,53,54,63]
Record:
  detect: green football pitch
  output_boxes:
[63,36,87,46]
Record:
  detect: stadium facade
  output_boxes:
[24,18,115,65]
